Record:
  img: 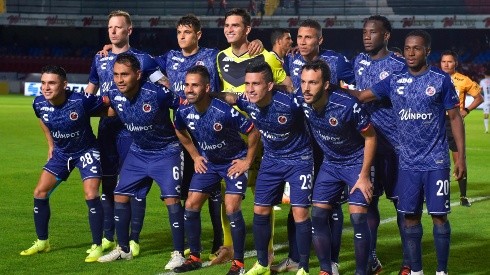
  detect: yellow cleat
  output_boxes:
[129,240,140,257]
[245,262,270,275]
[20,239,51,256]
[85,244,103,263]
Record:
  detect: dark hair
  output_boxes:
[366,15,392,33]
[177,14,201,32]
[41,65,67,81]
[406,30,431,49]
[301,59,331,84]
[115,53,141,71]
[108,10,132,26]
[441,50,458,60]
[390,47,402,55]
[270,28,290,46]
[299,19,322,37]
[186,65,210,84]
[225,8,251,27]
[245,60,273,83]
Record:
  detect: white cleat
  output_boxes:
[97,246,133,262]
[165,250,185,270]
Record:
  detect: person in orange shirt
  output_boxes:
[440,50,483,207]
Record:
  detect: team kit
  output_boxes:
[22,7,477,275]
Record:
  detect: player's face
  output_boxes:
[278,32,293,52]
[113,62,141,99]
[404,35,429,71]
[297,27,322,59]
[41,73,67,103]
[177,24,201,52]
[363,20,388,54]
[108,16,132,47]
[184,73,210,104]
[245,72,274,106]
[440,54,457,75]
[301,68,329,105]
[224,15,250,45]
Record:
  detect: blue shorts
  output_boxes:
[312,163,369,207]
[115,149,183,199]
[396,169,451,215]
[254,159,314,207]
[189,162,247,196]
[44,148,102,181]
[98,125,132,177]
[372,150,399,199]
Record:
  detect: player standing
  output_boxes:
[480,66,490,133]
[440,50,483,207]
[21,65,106,263]
[348,30,466,275]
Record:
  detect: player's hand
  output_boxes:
[453,158,467,181]
[97,44,112,57]
[227,159,250,179]
[157,75,170,89]
[287,45,299,55]
[47,147,53,160]
[460,109,469,118]
[193,156,208,174]
[248,39,264,56]
[350,176,373,203]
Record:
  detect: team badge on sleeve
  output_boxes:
[143,103,152,112]
[70,111,79,121]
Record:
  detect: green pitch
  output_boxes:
[1,95,488,274]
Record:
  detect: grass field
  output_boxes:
[0,94,489,275]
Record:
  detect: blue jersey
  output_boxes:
[156,47,220,98]
[284,49,355,89]
[108,81,182,154]
[174,98,254,164]
[295,88,370,166]
[371,66,459,171]
[353,52,406,148]
[236,90,312,163]
[33,91,103,155]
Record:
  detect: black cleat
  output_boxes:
[173,255,202,273]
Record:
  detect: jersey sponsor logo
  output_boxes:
[171,56,185,62]
[40,106,54,112]
[99,56,114,62]
[315,129,341,143]
[222,56,234,62]
[278,115,287,124]
[173,81,185,93]
[425,86,436,96]
[259,129,290,140]
[186,113,200,120]
[396,77,413,84]
[199,140,226,150]
[51,130,81,139]
[143,103,152,113]
[399,108,433,120]
[359,59,370,66]
[213,122,223,131]
[379,71,390,80]
[114,95,127,102]
[125,123,153,132]
[69,111,79,121]
[293,59,304,66]
[329,117,338,126]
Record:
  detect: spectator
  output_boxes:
[207,0,215,15]
[219,0,228,15]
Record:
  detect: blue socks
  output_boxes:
[209,190,223,253]
[434,221,451,272]
[100,175,117,241]
[404,222,423,272]
[227,210,246,261]
[350,213,371,275]
[130,196,147,243]
[311,206,332,272]
[295,218,312,272]
[114,201,131,252]
[253,213,271,267]
[33,198,50,240]
[86,198,103,245]
[394,200,410,267]
[167,203,185,254]
[330,204,344,263]
[287,208,299,262]
[184,209,201,255]
[367,196,380,266]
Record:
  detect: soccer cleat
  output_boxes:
[20,239,51,256]
[227,259,245,275]
[270,257,299,272]
[85,244,103,263]
[86,238,115,253]
[245,262,270,275]
[296,267,309,275]
[331,262,340,275]
[97,246,133,262]
[460,196,471,207]
[165,250,186,270]
[130,240,140,257]
[273,205,282,211]
[319,271,332,275]
[210,245,234,265]
[370,258,383,274]
[435,272,448,275]
[184,248,191,257]
[173,255,202,273]
[398,265,411,275]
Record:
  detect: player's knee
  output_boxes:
[431,214,447,225]
[33,188,49,199]
[291,206,309,222]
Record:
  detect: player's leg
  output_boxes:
[425,169,451,274]
[208,187,224,257]
[82,176,104,262]
[483,105,489,133]
[452,150,470,206]
[330,187,346,274]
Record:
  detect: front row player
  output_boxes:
[22,65,106,263]
[172,65,260,274]
[97,53,186,270]
[347,30,466,275]
[298,60,376,275]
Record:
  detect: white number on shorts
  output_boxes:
[80,153,94,168]
[172,166,180,180]
[436,179,449,196]
[300,174,312,190]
